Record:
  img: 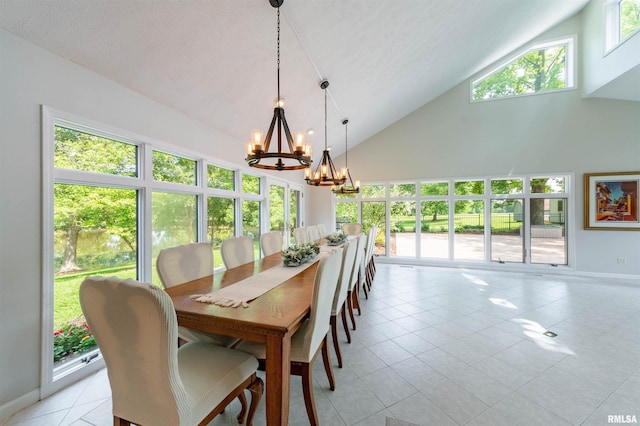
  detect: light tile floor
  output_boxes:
[3,264,640,425]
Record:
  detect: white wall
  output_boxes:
[582,0,640,99]
[310,12,640,276]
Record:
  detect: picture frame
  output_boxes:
[584,171,640,230]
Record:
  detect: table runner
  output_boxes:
[190,248,340,308]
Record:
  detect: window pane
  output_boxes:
[289,189,301,239]
[152,191,197,259]
[530,198,567,265]
[421,182,448,196]
[530,177,566,193]
[362,184,385,198]
[53,184,137,365]
[208,197,235,270]
[390,183,416,197]
[421,201,449,259]
[336,202,358,232]
[454,200,484,260]
[207,165,235,190]
[362,201,386,255]
[269,185,285,232]
[390,201,416,257]
[491,179,523,194]
[54,126,137,177]
[621,0,640,39]
[490,199,523,263]
[152,151,196,185]
[454,180,484,195]
[242,200,261,259]
[472,42,568,100]
[242,174,261,194]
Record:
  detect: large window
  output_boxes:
[44,110,294,396]
[334,174,572,267]
[471,37,574,101]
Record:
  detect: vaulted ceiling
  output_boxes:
[0,0,590,157]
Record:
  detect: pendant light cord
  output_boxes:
[277,7,281,102]
[344,121,348,168]
[324,86,328,150]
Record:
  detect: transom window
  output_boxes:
[606,0,640,51]
[471,37,575,101]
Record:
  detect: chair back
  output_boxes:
[293,227,309,245]
[221,236,255,269]
[261,231,283,256]
[156,243,213,288]
[342,223,362,236]
[316,223,327,238]
[298,250,342,360]
[349,233,367,292]
[332,241,357,315]
[366,225,377,263]
[307,225,320,242]
[80,276,187,425]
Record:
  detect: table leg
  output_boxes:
[265,332,292,426]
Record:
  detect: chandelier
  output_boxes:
[305,80,346,187]
[332,119,360,194]
[245,0,312,171]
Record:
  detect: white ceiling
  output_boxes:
[0,0,590,157]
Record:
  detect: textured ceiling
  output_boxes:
[0,0,590,157]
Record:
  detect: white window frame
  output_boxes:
[333,173,575,271]
[605,0,640,53]
[41,106,304,398]
[470,35,577,103]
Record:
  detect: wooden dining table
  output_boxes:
[164,252,321,426]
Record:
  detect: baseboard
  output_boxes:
[0,389,39,423]
[374,257,640,283]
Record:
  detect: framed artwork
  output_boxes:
[584,171,640,230]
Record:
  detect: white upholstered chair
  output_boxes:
[260,231,283,257]
[221,236,255,269]
[329,240,358,368]
[346,233,367,330]
[361,225,378,297]
[342,223,362,236]
[316,223,327,238]
[293,227,309,245]
[156,243,239,348]
[235,250,342,426]
[307,225,320,242]
[79,276,263,426]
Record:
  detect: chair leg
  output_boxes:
[245,376,264,426]
[330,314,343,368]
[340,303,351,343]
[321,336,336,391]
[346,290,357,330]
[301,363,319,426]
[362,275,369,299]
[236,391,247,424]
[353,282,362,316]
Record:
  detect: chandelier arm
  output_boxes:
[278,108,296,152]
